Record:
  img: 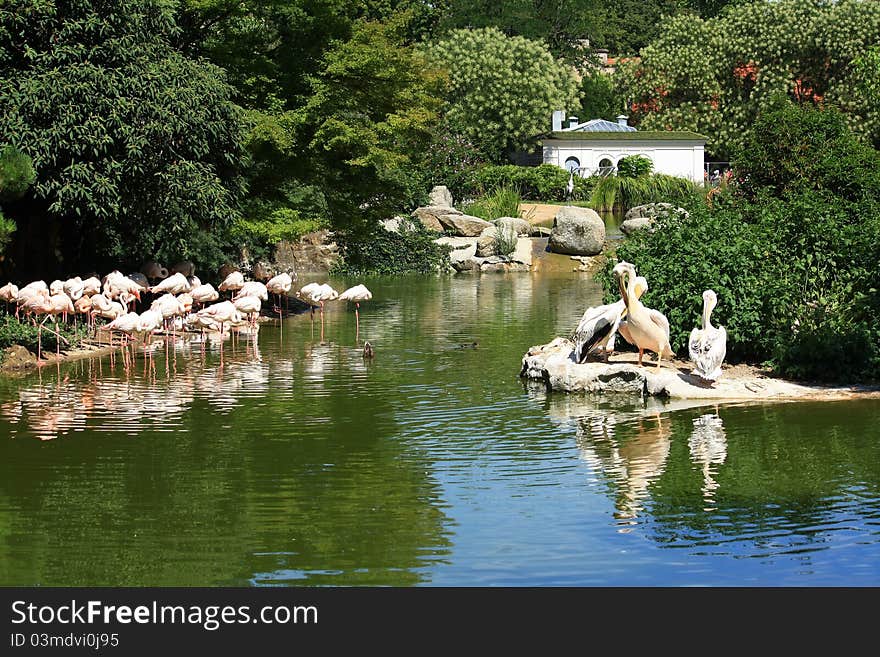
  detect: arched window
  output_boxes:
[597,157,615,176]
[564,156,580,173]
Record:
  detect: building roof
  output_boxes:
[561,118,636,133]
[544,130,707,142]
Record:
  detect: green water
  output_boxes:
[1,273,879,586]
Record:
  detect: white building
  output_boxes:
[542,111,706,182]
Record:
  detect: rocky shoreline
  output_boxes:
[521,337,880,403]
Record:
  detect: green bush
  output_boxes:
[599,188,880,382]
[494,224,518,256]
[333,222,452,276]
[616,155,654,178]
[0,145,35,199]
[0,312,90,354]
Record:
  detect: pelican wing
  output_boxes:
[617,320,634,346]
[572,300,624,363]
[648,308,670,341]
[690,326,727,381]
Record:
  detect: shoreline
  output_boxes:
[521,337,880,406]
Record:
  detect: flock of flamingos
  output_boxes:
[0,261,373,365]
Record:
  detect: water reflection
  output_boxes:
[576,410,671,527]
[688,411,727,510]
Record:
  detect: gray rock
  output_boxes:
[476,226,497,258]
[380,216,407,233]
[413,205,462,232]
[428,185,454,208]
[439,213,494,237]
[272,230,340,275]
[510,237,533,266]
[548,206,605,256]
[494,216,531,236]
[530,226,552,237]
[620,217,655,235]
[624,202,688,222]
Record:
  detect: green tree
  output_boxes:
[0,146,35,252]
[0,0,246,276]
[579,71,622,122]
[438,0,605,62]
[426,27,581,161]
[616,0,880,158]
[298,18,446,230]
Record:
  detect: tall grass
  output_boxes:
[463,184,522,222]
[590,174,700,212]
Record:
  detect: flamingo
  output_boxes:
[81,276,101,296]
[338,284,372,343]
[190,284,219,308]
[49,279,65,295]
[218,271,244,295]
[308,283,338,342]
[237,281,268,301]
[266,272,294,328]
[689,290,727,382]
[196,301,241,362]
[63,277,84,301]
[150,272,190,295]
[233,295,262,328]
[0,282,19,315]
[74,295,93,331]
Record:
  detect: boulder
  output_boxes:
[380,216,408,233]
[439,213,494,237]
[272,230,340,275]
[548,206,605,256]
[476,226,497,258]
[428,185,454,208]
[510,237,533,266]
[413,205,462,232]
[530,226,552,237]
[0,345,38,371]
[620,217,655,235]
[494,216,531,236]
[625,202,688,222]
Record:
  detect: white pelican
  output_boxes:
[617,261,674,368]
[689,290,727,382]
[572,273,647,363]
[338,284,372,342]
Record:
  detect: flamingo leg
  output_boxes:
[320,301,325,343]
[355,303,360,344]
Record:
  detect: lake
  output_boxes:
[1,272,879,586]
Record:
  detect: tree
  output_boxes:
[438,0,605,62]
[0,0,246,276]
[297,18,446,230]
[426,27,581,161]
[615,0,880,158]
[0,146,35,252]
[579,71,622,121]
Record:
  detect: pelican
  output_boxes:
[338,284,372,342]
[617,261,674,368]
[572,274,647,363]
[689,289,727,382]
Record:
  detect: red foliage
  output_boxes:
[733,61,758,81]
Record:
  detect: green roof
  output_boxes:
[544,130,707,142]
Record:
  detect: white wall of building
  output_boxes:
[543,140,705,182]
